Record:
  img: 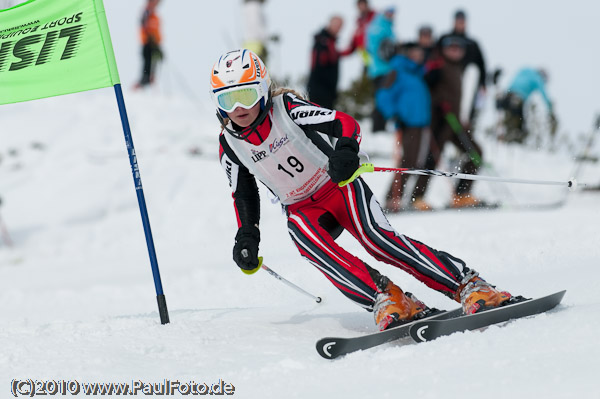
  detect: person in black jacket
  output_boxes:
[424,36,484,208]
[307,16,349,109]
[438,9,486,124]
[417,25,436,64]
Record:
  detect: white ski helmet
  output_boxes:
[210,49,271,118]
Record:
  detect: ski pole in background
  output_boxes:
[241,254,322,303]
[445,111,518,202]
[445,112,483,167]
[0,197,13,247]
[570,114,600,180]
[339,163,585,190]
[0,212,14,248]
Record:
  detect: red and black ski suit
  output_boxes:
[219,92,472,311]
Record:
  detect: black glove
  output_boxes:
[327,137,360,183]
[233,225,260,271]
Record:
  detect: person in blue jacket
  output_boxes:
[498,67,557,143]
[376,42,433,212]
[365,7,396,132]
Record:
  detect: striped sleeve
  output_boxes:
[283,92,361,144]
[219,134,260,229]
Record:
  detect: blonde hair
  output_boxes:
[271,87,308,100]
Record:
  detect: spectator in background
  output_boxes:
[243,0,269,63]
[137,0,163,88]
[306,16,347,109]
[344,0,376,67]
[375,43,432,212]
[439,10,486,126]
[366,6,396,132]
[417,25,436,63]
[425,35,484,208]
[333,0,376,123]
[497,68,557,143]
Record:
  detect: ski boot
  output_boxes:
[456,271,512,314]
[384,197,402,214]
[374,281,433,331]
[451,193,481,208]
[411,197,432,211]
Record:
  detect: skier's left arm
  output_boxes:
[282,93,361,183]
[282,93,361,143]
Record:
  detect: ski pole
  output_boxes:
[445,112,483,167]
[445,111,518,202]
[0,212,14,247]
[570,113,600,180]
[339,163,584,190]
[241,254,322,303]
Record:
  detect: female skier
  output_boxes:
[212,49,512,331]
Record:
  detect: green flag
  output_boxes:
[0,0,120,104]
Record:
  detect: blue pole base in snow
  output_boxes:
[113,83,170,325]
[157,294,170,324]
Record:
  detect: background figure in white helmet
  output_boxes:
[242,0,269,63]
[212,49,517,331]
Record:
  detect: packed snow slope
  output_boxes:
[1,90,599,398]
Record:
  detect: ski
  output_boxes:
[316,308,463,360]
[582,184,600,192]
[409,290,566,343]
[442,202,501,211]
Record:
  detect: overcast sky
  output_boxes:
[3,0,599,136]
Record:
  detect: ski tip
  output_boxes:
[316,339,339,360]
[555,290,567,301]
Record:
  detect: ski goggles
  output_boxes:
[214,85,261,113]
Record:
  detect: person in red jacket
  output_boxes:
[344,0,376,64]
[137,0,162,88]
[212,49,514,331]
[307,16,347,110]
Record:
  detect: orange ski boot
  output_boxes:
[456,272,512,314]
[411,197,433,211]
[451,194,481,209]
[374,281,430,331]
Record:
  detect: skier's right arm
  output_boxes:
[219,135,261,271]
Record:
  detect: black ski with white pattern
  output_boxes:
[409,290,566,343]
[316,308,463,359]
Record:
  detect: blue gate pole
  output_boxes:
[113,83,169,324]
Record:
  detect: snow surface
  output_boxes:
[1,88,599,398]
